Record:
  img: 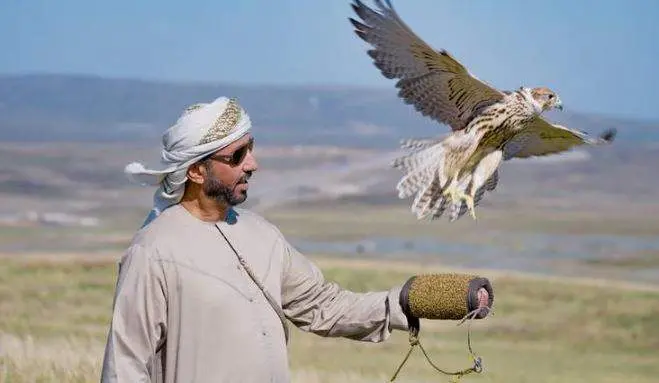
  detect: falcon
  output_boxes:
[349,0,617,222]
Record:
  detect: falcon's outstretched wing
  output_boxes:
[350,0,505,131]
[504,116,617,159]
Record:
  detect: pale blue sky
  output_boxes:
[2,0,658,120]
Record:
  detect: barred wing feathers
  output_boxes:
[504,116,617,160]
[350,0,505,131]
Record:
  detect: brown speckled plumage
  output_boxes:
[351,0,616,222]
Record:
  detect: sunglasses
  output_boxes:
[204,138,254,167]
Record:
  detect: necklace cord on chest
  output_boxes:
[215,225,291,344]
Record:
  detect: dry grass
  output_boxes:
[263,200,659,241]
[0,254,658,382]
[0,334,102,383]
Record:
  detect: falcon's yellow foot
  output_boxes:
[442,184,460,205]
[443,185,477,220]
[464,194,477,220]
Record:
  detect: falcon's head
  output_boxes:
[530,87,563,112]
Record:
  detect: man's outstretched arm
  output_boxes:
[280,238,493,342]
[280,240,409,342]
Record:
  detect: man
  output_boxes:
[100,97,494,383]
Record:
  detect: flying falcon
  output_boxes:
[349,0,616,222]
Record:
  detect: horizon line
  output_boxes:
[2,71,658,125]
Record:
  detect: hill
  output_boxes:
[1,74,658,147]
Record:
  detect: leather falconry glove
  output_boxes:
[399,273,494,330]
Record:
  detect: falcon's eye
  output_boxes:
[548,94,554,99]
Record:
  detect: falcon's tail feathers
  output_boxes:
[399,137,444,150]
[392,136,502,222]
[392,140,444,198]
[412,175,444,220]
[392,139,450,219]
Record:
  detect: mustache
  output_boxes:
[235,171,253,186]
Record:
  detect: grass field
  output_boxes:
[1,254,658,383]
[263,201,659,240]
[1,99,658,382]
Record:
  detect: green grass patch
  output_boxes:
[0,255,658,382]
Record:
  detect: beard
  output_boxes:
[202,173,248,206]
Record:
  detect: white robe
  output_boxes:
[100,204,409,383]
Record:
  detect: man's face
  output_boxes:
[201,133,258,206]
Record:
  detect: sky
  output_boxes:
[2,0,658,120]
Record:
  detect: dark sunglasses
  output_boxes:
[204,138,254,166]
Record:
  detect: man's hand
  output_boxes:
[477,287,489,310]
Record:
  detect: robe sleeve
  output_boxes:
[101,243,168,382]
[279,238,409,342]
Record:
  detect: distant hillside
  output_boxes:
[0,74,657,148]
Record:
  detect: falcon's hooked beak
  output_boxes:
[554,97,563,111]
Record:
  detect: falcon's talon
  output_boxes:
[464,195,477,220]
[443,185,477,220]
[442,184,461,205]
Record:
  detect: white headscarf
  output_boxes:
[125,96,252,227]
